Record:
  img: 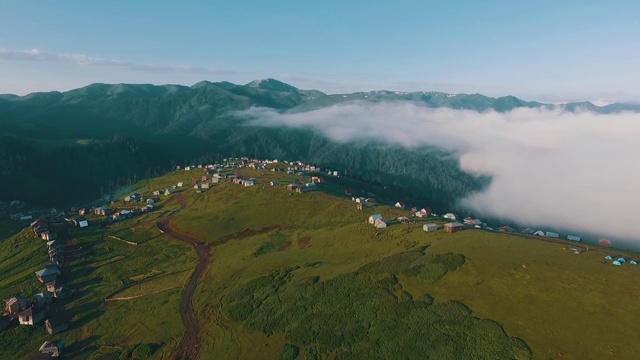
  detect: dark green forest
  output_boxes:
[4,78,622,208]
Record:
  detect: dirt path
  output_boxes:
[157,193,211,360]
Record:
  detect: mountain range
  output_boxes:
[1,78,638,208]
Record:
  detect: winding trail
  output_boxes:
[156,193,211,360]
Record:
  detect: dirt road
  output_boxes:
[157,193,211,360]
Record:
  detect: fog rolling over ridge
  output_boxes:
[238,102,640,246]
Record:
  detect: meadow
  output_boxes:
[0,193,196,359]
[2,165,640,359]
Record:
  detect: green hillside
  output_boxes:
[4,79,637,210]
[2,166,638,359]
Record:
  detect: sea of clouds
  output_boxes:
[236,102,640,246]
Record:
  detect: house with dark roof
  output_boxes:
[35,266,61,284]
[39,340,65,357]
[33,292,53,307]
[45,317,70,335]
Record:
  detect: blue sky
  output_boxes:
[1,1,639,102]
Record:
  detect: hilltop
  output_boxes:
[1,161,639,359]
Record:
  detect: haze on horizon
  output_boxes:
[1,1,639,103]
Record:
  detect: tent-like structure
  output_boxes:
[612,261,622,266]
[630,260,638,266]
[599,238,611,247]
[604,255,613,260]
[617,258,626,263]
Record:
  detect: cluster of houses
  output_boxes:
[1,220,70,357]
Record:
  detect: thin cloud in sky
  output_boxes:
[236,102,640,246]
[0,48,234,75]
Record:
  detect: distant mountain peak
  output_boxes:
[245,78,299,93]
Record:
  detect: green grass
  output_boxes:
[3,167,640,359]
[0,209,196,359]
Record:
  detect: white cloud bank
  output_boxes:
[0,48,233,75]
[238,102,640,244]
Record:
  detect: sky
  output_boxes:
[1,1,640,102]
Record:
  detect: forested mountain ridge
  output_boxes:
[1,79,637,208]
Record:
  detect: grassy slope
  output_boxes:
[2,167,640,359]
[157,167,639,360]
[0,195,196,359]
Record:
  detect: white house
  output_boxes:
[164,187,173,196]
[423,223,437,232]
[153,190,161,196]
[177,182,184,187]
[201,182,210,189]
[533,230,545,236]
[244,180,255,187]
[369,214,383,224]
[567,235,582,242]
[395,201,406,209]
[374,219,387,228]
[444,213,457,221]
[78,219,88,228]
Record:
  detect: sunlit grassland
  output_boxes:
[0,208,197,359]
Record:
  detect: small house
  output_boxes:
[211,176,220,183]
[286,184,297,191]
[177,182,184,187]
[545,231,560,239]
[41,231,58,241]
[38,340,65,357]
[356,203,366,210]
[124,193,141,202]
[368,214,383,224]
[355,197,366,204]
[153,190,161,196]
[444,213,457,221]
[270,180,280,186]
[78,217,89,227]
[395,201,406,209]
[423,223,437,232]
[164,187,173,196]
[244,180,255,187]
[397,216,410,223]
[33,292,52,307]
[35,266,61,284]
[374,219,387,228]
[146,198,154,205]
[19,307,45,326]
[444,222,464,233]
[201,182,210,189]
[5,296,29,314]
[415,212,427,218]
[365,198,376,203]
[567,235,581,242]
[533,230,545,236]
[45,317,69,335]
[78,208,87,216]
